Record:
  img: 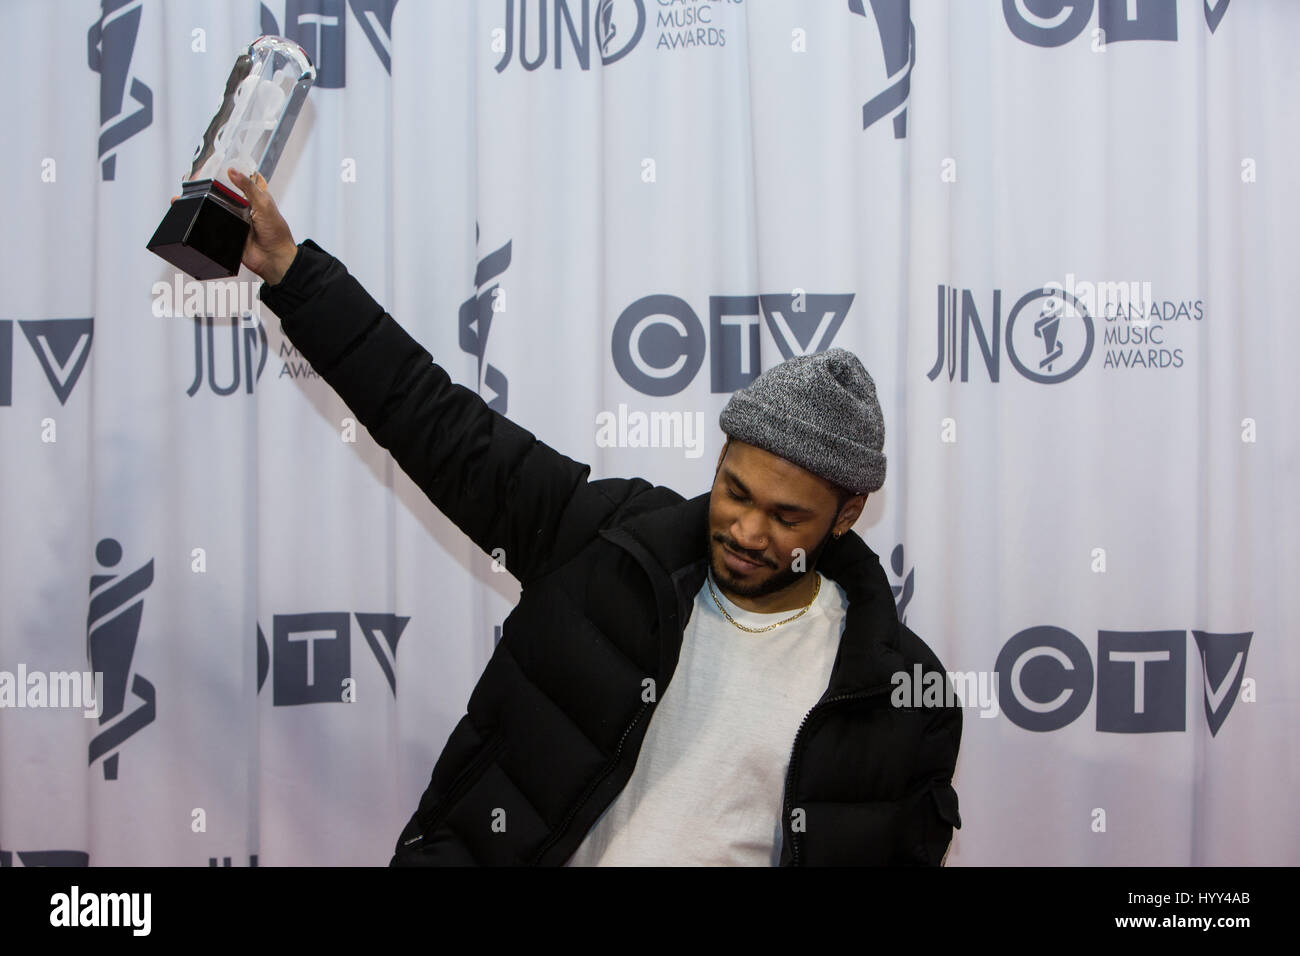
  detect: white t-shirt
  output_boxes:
[565,566,848,866]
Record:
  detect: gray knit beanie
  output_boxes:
[718,347,886,495]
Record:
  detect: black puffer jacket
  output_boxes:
[262,241,963,866]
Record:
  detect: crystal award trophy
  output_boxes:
[147,36,315,280]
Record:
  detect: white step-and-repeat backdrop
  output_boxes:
[1,0,1296,865]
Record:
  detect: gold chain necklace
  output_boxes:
[707,569,821,634]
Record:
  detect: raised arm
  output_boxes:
[227,169,655,584]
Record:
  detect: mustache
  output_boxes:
[713,534,769,567]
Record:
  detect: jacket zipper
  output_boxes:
[529,527,678,863]
[781,683,893,866]
[404,731,506,847]
[529,699,653,864]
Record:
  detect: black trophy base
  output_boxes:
[147,179,251,281]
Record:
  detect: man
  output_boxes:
[226,168,962,865]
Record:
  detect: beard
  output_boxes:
[708,515,838,601]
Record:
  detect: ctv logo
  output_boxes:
[612,291,854,396]
[1003,0,1232,48]
[995,626,1252,736]
[1,848,89,867]
[260,0,398,87]
[255,612,409,705]
[0,319,94,407]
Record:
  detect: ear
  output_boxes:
[833,494,867,536]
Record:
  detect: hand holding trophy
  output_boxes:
[222,168,299,286]
[147,36,315,281]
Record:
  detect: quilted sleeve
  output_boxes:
[261,240,656,584]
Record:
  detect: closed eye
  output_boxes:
[726,488,800,528]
